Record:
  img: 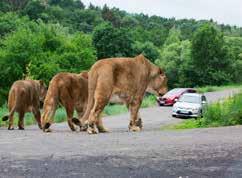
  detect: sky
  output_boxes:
[81,0,242,27]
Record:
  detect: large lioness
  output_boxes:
[74,54,167,134]
[2,80,47,130]
[41,72,91,132]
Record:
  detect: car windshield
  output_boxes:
[178,95,200,104]
[164,88,185,96]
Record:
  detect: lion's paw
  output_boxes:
[129,126,141,132]
[87,124,98,134]
[97,126,109,133]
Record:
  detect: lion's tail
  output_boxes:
[2,89,17,121]
[2,105,15,121]
[73,71,97,127]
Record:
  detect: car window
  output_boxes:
[187,89,196,93]
[178,95,201,103]
[163,88,185,96]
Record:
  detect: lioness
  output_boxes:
[41,72,94,132]
[74,54,168,134]
[2,80,47,130]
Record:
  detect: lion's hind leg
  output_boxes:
[87,87,112,134]
[18,111,25,130]
[8,108,15,130]
[62,101,75,132]
[87,98,106,134]
[33,109,42,130]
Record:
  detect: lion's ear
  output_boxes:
[135,53,146,63]
[80,71,88,79]
[39,80,44,86]
[159,68,165,75]
[136,53,145,59]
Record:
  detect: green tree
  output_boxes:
[0,21,96,87]
[224,36,242,82]
[191,23,231,86]
[133,41,160,63]
[93,23,134,59]
[22,0,46,20]
[164,27,181,46]
[0,12,29,37]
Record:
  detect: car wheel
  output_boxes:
[172,114,176,118]
[200,110,203,118]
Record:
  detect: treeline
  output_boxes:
[0,0,242,105]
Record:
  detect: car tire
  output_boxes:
[172,114,176,118]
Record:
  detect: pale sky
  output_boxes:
[81,0,242,27]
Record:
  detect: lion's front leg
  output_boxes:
[128,98,143,132]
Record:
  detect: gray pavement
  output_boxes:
[0,89,241,178]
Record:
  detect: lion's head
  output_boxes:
[146,61,168,96]
[38,80,47,102]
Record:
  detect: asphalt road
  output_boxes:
[0,89,241,178]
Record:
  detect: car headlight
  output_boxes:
[173,106,178,111]
[192,108,199,112]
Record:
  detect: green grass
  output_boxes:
[196,84,242,93]
[166,91,242,130]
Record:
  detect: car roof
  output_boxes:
[169,88,196,92]
[182,93,203,97]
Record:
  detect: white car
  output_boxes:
[172,93,207,118]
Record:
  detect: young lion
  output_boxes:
[41,72,98,132]
[74,54,168,134]
[2,80,47,130]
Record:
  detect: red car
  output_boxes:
[157,88,197,106]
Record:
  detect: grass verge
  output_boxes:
[196,84,242,93]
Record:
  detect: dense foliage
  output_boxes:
[0,0,242,105]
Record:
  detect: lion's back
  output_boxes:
[8,80,39,111]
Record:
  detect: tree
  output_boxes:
[133,41,160,63]
[191,23,232,86]
[1,0,29,11]
[93,23,134,59]
[101,5,122,27]
[22,0,46,20]
[225,37,242,82]
[164,27,181,46]
[0,12,30,37]
[0,1,11,12]
[0,21,96,87]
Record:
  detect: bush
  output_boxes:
[201,92,242,126]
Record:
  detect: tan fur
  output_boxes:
[76,54,168,134]
[2,80,47,130]
[41,72,91,132]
